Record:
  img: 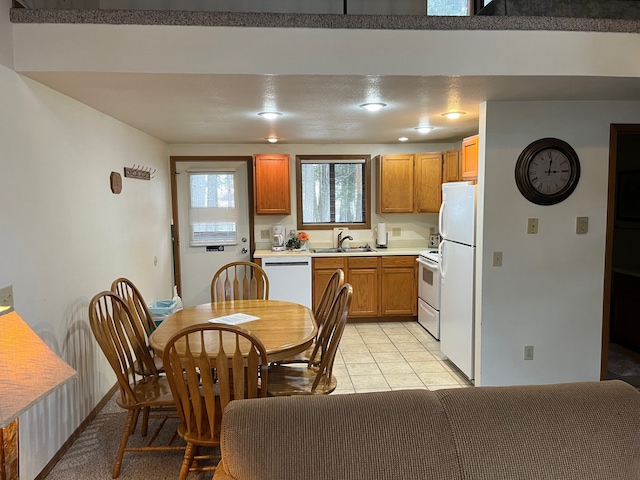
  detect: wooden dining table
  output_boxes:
[149,299,317,363]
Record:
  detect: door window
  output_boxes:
[189,171,238,246]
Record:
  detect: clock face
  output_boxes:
[515,138,580,206]
[527,148,573,195]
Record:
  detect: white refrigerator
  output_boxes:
[439,182,477,380]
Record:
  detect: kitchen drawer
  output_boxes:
[348,257,379,269]
[313,257,347,270]
[381,256,417,268]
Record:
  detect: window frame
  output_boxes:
[295,154,371,231]
[188,169,239,247]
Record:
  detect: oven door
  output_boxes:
[417,257,440,309]
[418,298,440,340]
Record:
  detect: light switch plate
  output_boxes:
[524,345,534,361]
[260,229,270,239]
[0,285,14,307]
[527,218,538,234]
[576,217,588,234]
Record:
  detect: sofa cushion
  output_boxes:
[216,381,640,480]
[219,389,463,480]
[435,381,640,480]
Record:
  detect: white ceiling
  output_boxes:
[22,71,640,145]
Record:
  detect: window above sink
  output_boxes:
[296,154,371,231]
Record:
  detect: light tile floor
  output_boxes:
[332,321,473,394]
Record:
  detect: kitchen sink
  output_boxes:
[311,247,377,254]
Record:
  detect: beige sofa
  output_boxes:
[214,380,640,480]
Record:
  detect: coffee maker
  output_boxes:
[271,224,286,252]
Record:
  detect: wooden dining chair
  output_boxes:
[89,291,182,479]
[277,268,344,365]
[111,277,164,372]
[210,261,269,302]
[267,283,353,396]
[162,323,269,480]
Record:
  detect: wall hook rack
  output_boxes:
[124,164,155,180]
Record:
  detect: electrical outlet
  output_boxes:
[392,228,401,237]
[576,216,588,234]
[527,218,538,234]
[0,285,14,307]
[524,345,534,361]
[493,251,503,267]
[260,229,270,239]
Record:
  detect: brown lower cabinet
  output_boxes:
[312,255,417,319]
[380,256,417,316]
[312,257,347,313]
[348,257,380,317]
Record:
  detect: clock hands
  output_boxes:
[541,151,569,176]
[545,150,553,176]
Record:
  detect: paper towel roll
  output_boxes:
[376,223,387,246]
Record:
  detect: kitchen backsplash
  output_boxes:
[254,215,438,251]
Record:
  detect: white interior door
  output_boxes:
[175,160,250,307]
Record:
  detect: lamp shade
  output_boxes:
[0,307,76,427]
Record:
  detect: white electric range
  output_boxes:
[416,250,440,340]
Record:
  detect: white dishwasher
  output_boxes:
[261,256,312,308]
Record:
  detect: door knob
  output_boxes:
[241,248,248,254]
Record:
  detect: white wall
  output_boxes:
[13,25,640,78]
[0,66,173,479]
[168,142,455,249]
[476,100,640,386]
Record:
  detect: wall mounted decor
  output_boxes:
[110,172,122,194]
[515,137,580,206]
[124,164,155,180]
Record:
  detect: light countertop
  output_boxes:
[254,247,424,258]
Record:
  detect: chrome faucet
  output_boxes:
[337,231,353,251]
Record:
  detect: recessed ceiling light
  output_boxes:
[266,137,279,143]
[414,127,434,134]
[258,112,283,120]
[398,137,409,142]
[442,111,466,120]
[359,103,387,112]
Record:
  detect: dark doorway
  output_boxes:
[603,125,640,387]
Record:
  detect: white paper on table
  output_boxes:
[208,313,259,325]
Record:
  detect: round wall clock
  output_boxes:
[515,137,581,205]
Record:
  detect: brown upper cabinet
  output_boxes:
[414,153,443,213]
[443,149,461,183]
[377,153,443,214]
[461,135,479,181]
[377,154,414,213]
[254,154,291,215]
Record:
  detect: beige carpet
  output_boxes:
[44,392,217,480]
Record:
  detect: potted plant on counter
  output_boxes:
[286,231,309,251]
